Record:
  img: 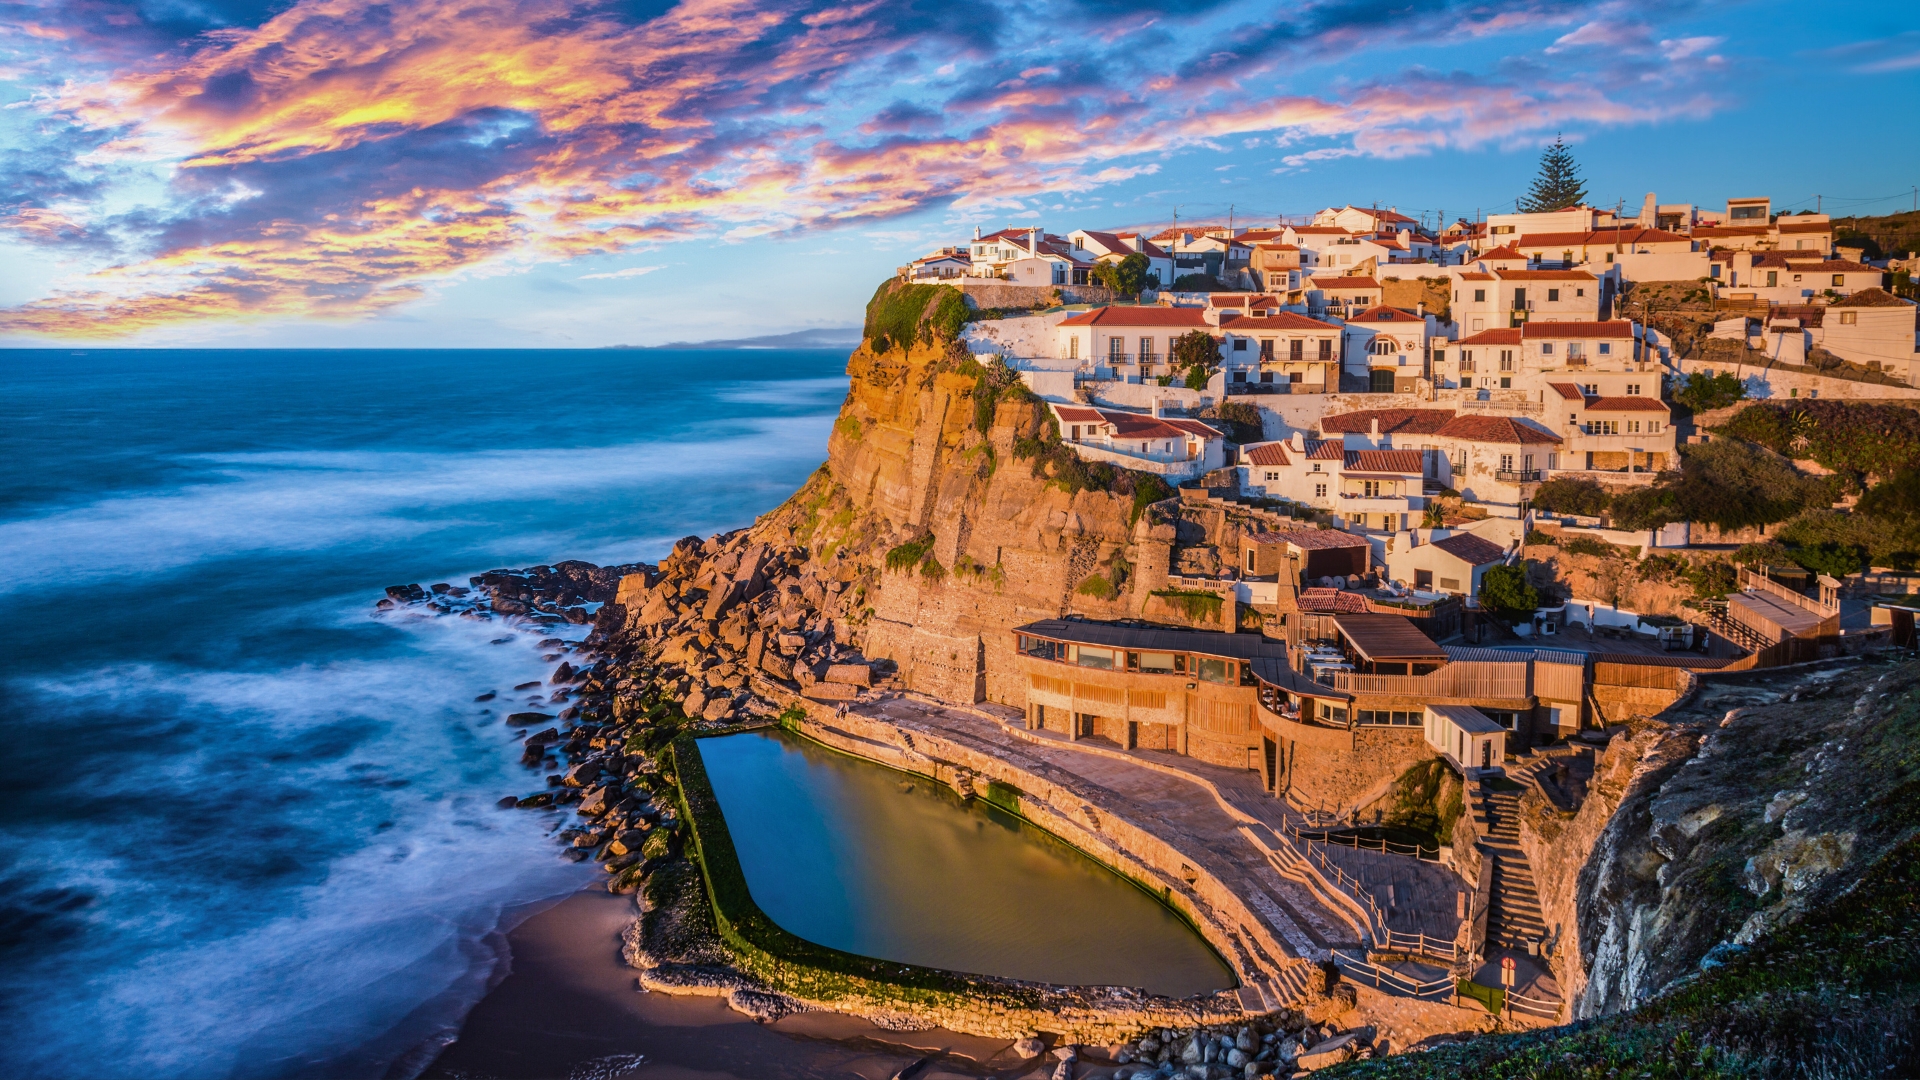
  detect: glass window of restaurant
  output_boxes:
[1128,651,1182,673]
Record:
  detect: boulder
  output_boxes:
[684,688,710,718]
[515,792,554,809]
[508,711,554,725]
[525,727,560,744]
[1013,1037,1047,1059]
[430,582,453,594]
[701,697,734,722]
[822,663,872,687]
[802,682,859,703]
[577,787,615,816]
[1295,1033,1358,1071]
[551,661,575,684]
[385,583,427,602]
[376,597,396,610]
[496,796,518,809]
[563,761,600,787]
[760,654,793,681]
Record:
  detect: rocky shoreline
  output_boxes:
[374,533,1389,1075]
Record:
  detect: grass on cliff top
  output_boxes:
[865,281,968,353]
[1330,664,1920,1080]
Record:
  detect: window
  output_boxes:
[1318,339,1333,361]
[1649,421,1662,433]
[1710,264,1721,279]
[1109,337,1124,360]
[1439,577,1460,591]
[1499,350,1515,372]
[1547,288,1560,301]
[1583,420,1620,435]
[1433,349,1446,364]
[1017,635,1059,660]
[1196,657,1231,684]
[1626,383,1640,395]
[1581,383,1598,395]
[1370,338,1396,355]
[1567,342,1584,358]
[1540,343,1555,356]
[1628,420,1640,434]
[1264,470,1280,481]
[1289,371,1303,383]
[1499,453,1514,471]
[1136,651,1178,672]
[1474,288,1486,302]
[1833,274,1845,287]
[1576,288,1586,297]
[1500,376,1512,388]
[1311,463,1321,472]
[1598,342,1611,355]
[1074,646,1115,670]
[1233,338,1248,351]
[1461,377,1474,388]
[1314,482,1327,498]
[1361,480,1382,497]
[1289,339,1304,361]
[1069,336,1078,359]
[1766,271,1778,287]
[1840,310,1857,325]
[1140,336,1155,361]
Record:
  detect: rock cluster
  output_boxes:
[1102,1016,1373,1078]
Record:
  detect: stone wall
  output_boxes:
[1266,712,1435,815]
[958,282,1119,310]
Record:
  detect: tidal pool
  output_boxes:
[696,729,1235,997]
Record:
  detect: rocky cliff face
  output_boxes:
[1523,657,1920,1021]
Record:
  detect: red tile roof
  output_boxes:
[1694,226,1770,238]
[1054,406,1105,422]
[1268,529,1371,550]
[1777,221,1833,234]
[1310,276,1382,289]
[1515,228,1691,248]
[1429,532,1508,566]
[1520,320,1636,339]
[1480,245,1525,260]
[1297,587,1371,612]
[1347,305,1425,324]
[1548,382,1585,400]
[1244,442,1292,466]
[1433,414,1562,445]
[1164,418,1226,437]
[1291,226,1352,235]
[1221,311,1343,332]
[1321,408,1455,435]
[1457,328,1523,346]
[1584,396,1670,412]
[1307,440,1346,460]
[1495,269,1597,281]
[1208,293,1281,307]
[1456,271,1495,281]
[1056,307,1214,327]
[1345,449,1425,473]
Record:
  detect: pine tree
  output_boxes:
[1519,134,1587,213]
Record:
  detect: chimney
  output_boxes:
[1639,192,1657,227]
[1417,301,1425,317]
[973,225,981,240]
[1291,430,1305,453]
[1370,417,1380,439]
[1029,228,1038,256]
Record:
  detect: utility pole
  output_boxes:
[1816,194,1821,213]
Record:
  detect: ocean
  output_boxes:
[0,348,849,1079]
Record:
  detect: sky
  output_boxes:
[0,0,1915,348]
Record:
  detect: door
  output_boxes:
[1370,369,1395,393]
[1127,720,1139,750]
[1262,737,1277,791]
[1480,739,1491,768]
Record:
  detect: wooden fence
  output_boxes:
[1592,661,1688,690]
[1332,661,1531,701]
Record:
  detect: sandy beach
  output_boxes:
[420,887,1031,1079]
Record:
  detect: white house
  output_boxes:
[1426,704,1506,774]
[1320,407,1564,511]
[1218,310,1343,393]
[1341,306,1437,393]
[1384,530,1510,597]
[1710,253,1883,304]
[1547,383,1675,476]
[1304,274,1382,318]
[1050,403,1227,479]
[1815,291,1920,384]
[1054,306,1217,382]
[1447,268,1603,333]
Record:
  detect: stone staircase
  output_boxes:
[1480,788,1547,952]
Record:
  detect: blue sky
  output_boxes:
[0,0,1914,347]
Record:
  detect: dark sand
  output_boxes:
[419,888,1060,1080]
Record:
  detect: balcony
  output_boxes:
[1337,492,1421,514]
[1494,469,1543,483]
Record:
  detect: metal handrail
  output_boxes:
[1506,989,1564,1018]
[1329,950,1454,998]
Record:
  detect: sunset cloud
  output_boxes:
[0,0,1735,337]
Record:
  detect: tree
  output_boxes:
[1530,476,1611,517]
[1672,371,1746,414]
[1479,564,1539,624]
[1608,441,1824,532]
[1170,330,1220,390]
[1092,253,1151,295]
[1519,134,1587,213]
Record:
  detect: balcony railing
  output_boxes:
[1494,469,1543,482]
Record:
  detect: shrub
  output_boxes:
[1479,564,1539,624]
[1685,559,1737,599]
[1562,536,1617,557]
[1637,552,1688,584]
[1525,529,1558,547]
[968,355,1033,433]
[1210,400,1264,443]
[1152,588,1223,621]
[1171,273,1221,292]
[919,557,948,582]
[884,534,935,572]
[1130,474,1172,524]
[1859,468,1920,530]
[1716,400,1920,480]
[1789,541,1864,579]
[1732,540,1790,567]
[1673,370,1747,413]
[1075,573,1118,600]
[1610,440,1825,531]
[1530,476,1611,516]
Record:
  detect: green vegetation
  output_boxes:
[1372,758,1463,847]
[833,415,863,440]
[1206,400,1264,443]
[1518,134,1586,213]
[1151,587,1224,621]
[1716,400,1920,481]
[1525,529,1558,547]
[1171,273,1222,292]
[1609,441,1829,532]
[958,353,1039,434]
[884,534,936,572]
[1091,252,1158,294]
[1130,474,1172,525]
[1563,535,1634,558]
[1531,475,1612,516]
[1170,329,1220,390]
[1479,564,1539,624]
[1075,573,1118,600]
[864,281,968,353]
[1673,370,1747,414]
